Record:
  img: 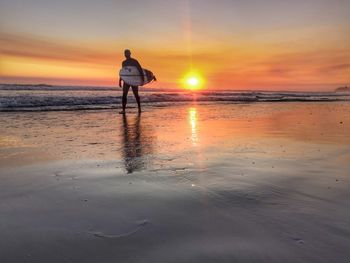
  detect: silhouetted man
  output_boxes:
[119,49,144,114]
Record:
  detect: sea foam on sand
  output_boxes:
[0,102,350,262]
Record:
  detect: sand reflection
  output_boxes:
[121,113,153,173]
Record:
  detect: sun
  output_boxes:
[187,77,199,87]
[182,72,204,90]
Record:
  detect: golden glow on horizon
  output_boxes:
[0,55,114,82]
[1,32,349,90]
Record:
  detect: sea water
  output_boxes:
[1,84,349,111]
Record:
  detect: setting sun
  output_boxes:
[187,77,199,87]
[182,72,205,90]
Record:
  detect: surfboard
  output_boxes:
[119,66,155,86]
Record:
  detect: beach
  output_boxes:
[1,101,350,262]
[2,0,350,261]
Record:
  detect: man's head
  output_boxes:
[124,49,131,59]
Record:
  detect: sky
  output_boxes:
[0,0,349,90]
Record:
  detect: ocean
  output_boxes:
[1,84,349,111]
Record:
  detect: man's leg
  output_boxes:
[121,83,130,114]
[131,86,141,113]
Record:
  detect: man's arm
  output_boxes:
[119,60,125,87]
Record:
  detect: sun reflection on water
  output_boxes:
[188,107,198,145]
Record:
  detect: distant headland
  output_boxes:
[335,86,350,92]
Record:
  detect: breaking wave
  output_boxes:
[1,84,349,111]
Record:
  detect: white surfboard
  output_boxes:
[119,66,155,86]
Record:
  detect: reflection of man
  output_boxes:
[120,113,154,173]
[119,49,144,114]
[121,114,143,173]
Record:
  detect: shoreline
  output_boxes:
[1,99,350,113]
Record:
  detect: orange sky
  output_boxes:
[1,0,349,91]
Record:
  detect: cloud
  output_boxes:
[204,48,350,90]
[317,63,350,74]
[0,32,118,65]
[251,49,350,80]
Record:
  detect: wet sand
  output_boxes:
[1,102,350,262]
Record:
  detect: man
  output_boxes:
[119,49,144,114]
